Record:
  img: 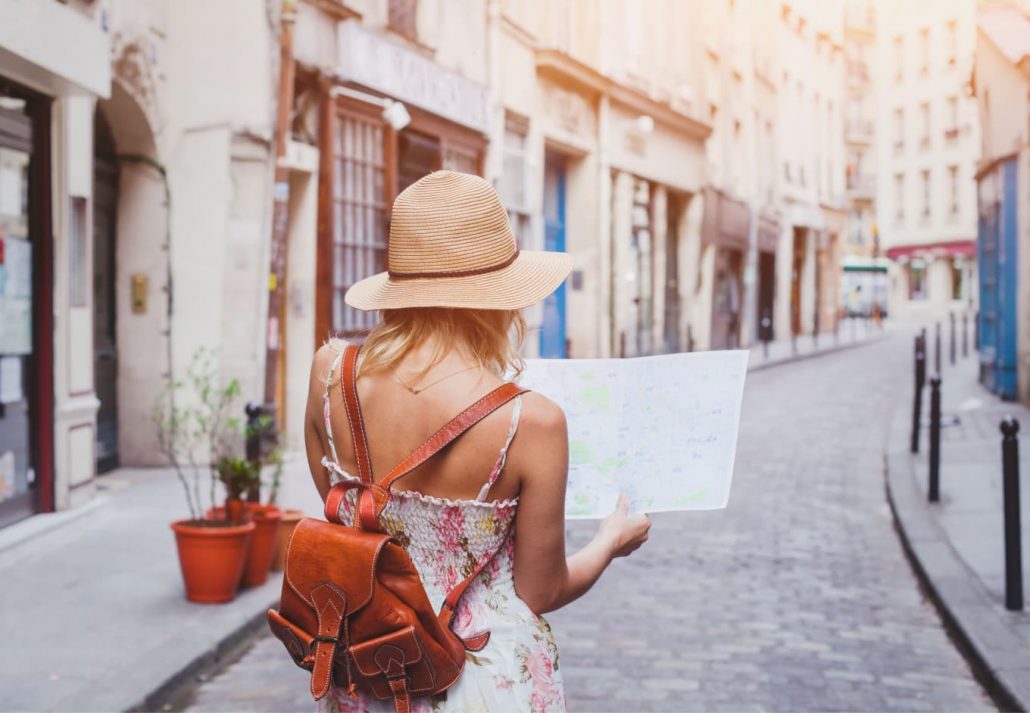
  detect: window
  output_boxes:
[388,0,418,43]
[894,107,904,151]
[499,113,531,248]
[945,96,959,140]
[920,101,930,149]
[946,19,957,66]
[908,260,927,300]
[919,27,930,74]
[948,164,959,216]
[331,111,387,336]
[894,36,904,82]
[894,172,905,223]
[921,169,931,219]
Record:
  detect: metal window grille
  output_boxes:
[332,112,387,337]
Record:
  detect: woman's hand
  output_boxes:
[598,494,651,558]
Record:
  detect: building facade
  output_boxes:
[875,0,979,321]
[973,5,1030,405]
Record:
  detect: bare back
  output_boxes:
[305,342,525,504]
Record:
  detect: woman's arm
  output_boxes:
[304,343,340,502]
[511,394,651,615]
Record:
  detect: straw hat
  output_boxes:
[345,171,572,311]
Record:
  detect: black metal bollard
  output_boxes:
[244,401,278,501]
[1000,418,1023,611]
[962,313,968,358]
[928,376,942,502]
[911,335,927,454]
[949,313,956,365]
[934,322,942,374]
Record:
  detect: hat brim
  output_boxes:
[345,250,573,311]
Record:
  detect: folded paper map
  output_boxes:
[518,351,749,518]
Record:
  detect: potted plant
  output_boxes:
[243,404,303,574]
[154,348,255,604]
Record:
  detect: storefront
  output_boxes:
[702,188,749,350]
[0,79,51,527]
[0,1,110,525]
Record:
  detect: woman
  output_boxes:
[305,171,651,712]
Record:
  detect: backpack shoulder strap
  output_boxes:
[340,344,373,484]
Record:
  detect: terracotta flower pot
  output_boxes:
[240,503,282,588]
[270,508,305,572]
[171,519,255,604]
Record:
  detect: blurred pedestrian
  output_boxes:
[304,171,651,712]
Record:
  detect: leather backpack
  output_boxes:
[268,345,527,712]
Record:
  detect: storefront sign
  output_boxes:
[336,21,489,134]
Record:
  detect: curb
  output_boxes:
[127,600,278,712]
[747,331,891,373]
[884,404,1030,713]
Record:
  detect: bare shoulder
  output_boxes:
[516,390,567,437]
[310,338,348,381]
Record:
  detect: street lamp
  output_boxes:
[329,86,411,131]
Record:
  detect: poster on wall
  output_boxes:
[0,355,22,404]
[0,298,32,354]
[4,236,31,299]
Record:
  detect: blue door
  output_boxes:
[540,155,567,358]
[977,158,1019,399]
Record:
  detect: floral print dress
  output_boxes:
[318,360,565,713]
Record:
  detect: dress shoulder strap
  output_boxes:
[322,348,346,467]
[475,395,522,502]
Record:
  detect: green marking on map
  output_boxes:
[580,383,610,411]
[673,487,710,505]
[569,439,593,466]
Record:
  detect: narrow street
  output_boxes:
[181,335,993,712]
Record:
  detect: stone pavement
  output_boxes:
[178,334,993,712]
[885,334,1030,710]
[0,460,323,712]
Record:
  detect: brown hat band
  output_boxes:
[387,247,521,281]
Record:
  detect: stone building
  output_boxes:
[875,0,979,321]
[0,0,280,526]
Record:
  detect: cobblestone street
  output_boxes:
[181,335,994,712]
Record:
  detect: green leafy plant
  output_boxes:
[151,347,246,521]
[216,456,260,501]
[244,408,284,504]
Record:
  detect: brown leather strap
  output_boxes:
[308,582,348,701]
[388,676,411,713]
[341,345,373,483]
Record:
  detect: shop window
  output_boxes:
[442,143,477,175]
[331,112,387,337]
[908,260,927,300]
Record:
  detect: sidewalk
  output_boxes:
[0,459,322,713]
[885,344,1030,710]
[746,316,890,372]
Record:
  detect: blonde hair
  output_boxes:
[346,308,526,380]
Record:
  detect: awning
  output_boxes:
[885,239,976,261]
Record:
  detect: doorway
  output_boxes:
[757,250,775,342]
[93,110,118,473]
[790,227,806,336]
[663,193,683,353]
[710,247,743,350]
[541,153,567,358]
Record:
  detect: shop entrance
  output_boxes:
[757,250,776,342]
[663,193,683,353]
[93,110,118,473]
[790,227,806,336]
[710,247,743,350]
[0,80,52,527]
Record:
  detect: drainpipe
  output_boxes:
[263,0,297,418]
